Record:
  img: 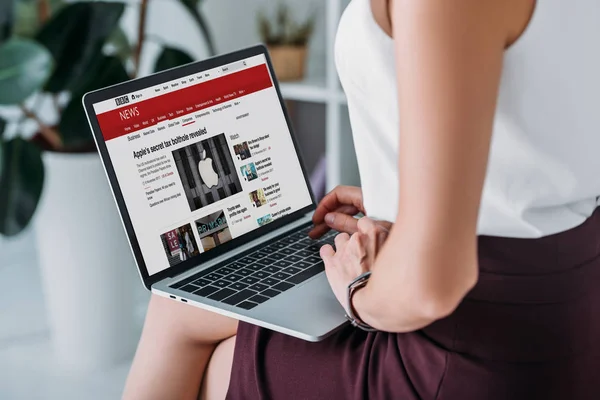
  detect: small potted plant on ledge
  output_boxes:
[0,0,214,371]
[258,3,315,82]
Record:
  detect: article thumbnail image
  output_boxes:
[240,163,258,182]
[195,210,233,251]
[233,141,252,160]
[173,134,242,212]
[249,188,267,208]
[257,214,273,226]
[160,223,200,267]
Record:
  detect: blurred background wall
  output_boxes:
[0,0,357,398]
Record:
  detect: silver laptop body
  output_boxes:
[83,45,347,342]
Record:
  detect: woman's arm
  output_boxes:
[348,0,516,332]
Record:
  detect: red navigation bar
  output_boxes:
[97,64,273,141]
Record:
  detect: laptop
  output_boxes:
[82,44,348,342]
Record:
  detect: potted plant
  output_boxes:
[258,2,315,81]
[0,0,215,371]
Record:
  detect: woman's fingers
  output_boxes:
[357,217,390,255]
[319,244,335,261]
[376,220,394,231]
[334,232,350,248]
[326,212,360,235]
[312,186,364,228]
[308,204,360,238]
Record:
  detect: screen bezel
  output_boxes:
[83,44,316,290]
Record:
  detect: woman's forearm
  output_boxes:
[351,228,479,333]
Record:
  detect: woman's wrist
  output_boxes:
[346,272,377,331]
[348,279,378,330]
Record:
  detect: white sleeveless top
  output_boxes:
[335,0,600,238]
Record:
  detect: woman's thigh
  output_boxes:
[200,335,237,400]
[142,294,239,343]
[123,294,238,400]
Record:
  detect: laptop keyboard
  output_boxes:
[170,226,337,310]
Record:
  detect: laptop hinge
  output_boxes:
[157,214,313,285]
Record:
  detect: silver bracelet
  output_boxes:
[345,271,377,332]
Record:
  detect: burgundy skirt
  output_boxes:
[226,209,600,399]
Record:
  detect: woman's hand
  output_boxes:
[309,185,364,239]
[309,185,392,239]
[320,217,390,313]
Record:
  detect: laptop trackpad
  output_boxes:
[250,273,348,342]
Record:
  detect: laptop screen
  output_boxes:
[91,54,312,276]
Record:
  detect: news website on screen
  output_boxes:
[93,54,312,275]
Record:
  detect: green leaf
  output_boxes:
[0,38,53,105]
[177,0,216,56]
[0,137,44,237]
[0,0,14,43]
[36,1,125,93]
[14,0,66,39]
[154,47,194,73]
[107,27,132,63]
[59,55,129,147]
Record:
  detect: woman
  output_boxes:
[124,0,600,398]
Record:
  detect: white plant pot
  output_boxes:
[35,151,137,372]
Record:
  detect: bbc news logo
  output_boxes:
[115,95,130,106]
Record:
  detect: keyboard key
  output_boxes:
[236,268,254,276]
[245,263,263,271]
[251,271,270,279]
[321,237,335,245]
[285,255,303,263]
[208,288,236,301]
[282,266,302,275]
[261,289,281,298]
[289,243,306,251]
[180,284,199,293]
[299,226,312,234]
[193,286,220,297]
[279,247,296,255]
[306,245,321,253]
[290,231,308,240]
[248,283,269,292]
[262,256,278,264]
[270,252,286,260]
[262,277,280,286]
[228,262,245,269]
[171,275,200,289]
[238,256,258,265]
[298,238,312,246]
[191,278,211,287]
[263,244,279,252]
[222,289,258,305]
[279,237,297,245]
[222,274,244,282]
[296,250,313,258]
[294,261,312,269]
[305,256,322,264]
[229,282,249,291]
[205,273,223,281]
[240,276,260,285]
[286,263,324,285]
[248,294,270,304]
[252,250,270,259]
[237,301,259,310]
[273,272,291,280]
[264,266,281,274]
[213,280,231,288]
[273,282,294,292]
[274,260,292,268]
[272,242,287,249]
[216,267,234,275]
